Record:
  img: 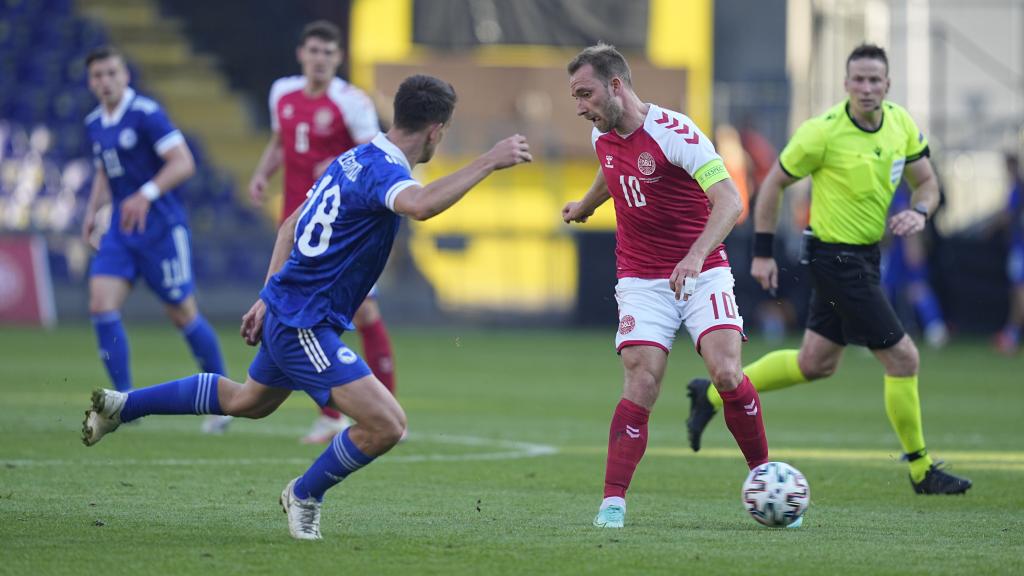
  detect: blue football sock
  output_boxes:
[912,285,945,331]
[120,373,223,423]
[91,311,132,392]
[294,428,374,501]
[181,315,226,375]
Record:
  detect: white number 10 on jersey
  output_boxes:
[619,175,646,208]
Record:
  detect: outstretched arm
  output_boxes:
[249,132,284,205]
[240,204,302,345]
[890,157,939,237]
[393,134,531,221]
[264,204,302,284]
[562,168,610,223]
[750,161,800,293]
[753,161,799,235]
[119,142,196,233]
[669,178,744,300]
[82,169,112,248]
[691,178,745,260]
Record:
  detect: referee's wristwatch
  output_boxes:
[912,202,929,220]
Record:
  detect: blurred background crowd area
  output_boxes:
[1,0,1022,346]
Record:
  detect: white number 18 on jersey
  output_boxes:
[297,176,340,257]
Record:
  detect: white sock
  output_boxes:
[600,496,626,511]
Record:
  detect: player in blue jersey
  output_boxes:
[881,184,949,348]
[80,47,225,393]
[995,153,1024,354]
[81,74,532,540]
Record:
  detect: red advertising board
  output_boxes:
[0,235,56,327]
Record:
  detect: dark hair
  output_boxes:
[85,46,124,68]
[393,75,457,132]
[846,43,889,75]
[567,42,632,86]
[299,20,342,46]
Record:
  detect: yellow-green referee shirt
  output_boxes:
[779,99,930,245]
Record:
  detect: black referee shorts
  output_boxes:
[805,239,905,350]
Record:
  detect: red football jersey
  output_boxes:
[269,76,379,219]
[592,104,731,279]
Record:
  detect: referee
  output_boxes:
[686,44,971,495]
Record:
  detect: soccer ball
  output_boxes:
[741,461,810,527]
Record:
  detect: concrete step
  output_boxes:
[79,0,260,207]
[167,107,250,131]
[80,0,152,7]
[78,3,160,28]
[101,21,183,44]
[125,46,213,68]
[148,76,230,99]
[138,64,222,84]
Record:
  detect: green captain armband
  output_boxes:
[694,158,729,191]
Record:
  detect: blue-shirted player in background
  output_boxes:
[81,75,532,540]
[995,153,1024,354]
[80,47,226,392]
[881,184,949,348]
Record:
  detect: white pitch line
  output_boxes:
[0,433,558,468]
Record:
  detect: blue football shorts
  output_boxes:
[248,310,372,407]
[90,223,195,304]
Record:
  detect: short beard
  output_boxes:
[603,99,624,131]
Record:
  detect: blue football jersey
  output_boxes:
[85,87,188,240]
[261,133,420,330]
[1009,180,1023,245]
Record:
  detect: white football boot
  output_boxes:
[280,477,322,540]
[300,414,352,444]
[201,415,234,435]
[82,388,127,446]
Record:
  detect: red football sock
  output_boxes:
[603,398,650,499]
[321,407,343,420]
[359,318,396,395]
[719,374,769,469]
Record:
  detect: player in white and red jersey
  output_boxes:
[203,21,397,442]
[562,44,771,529]
[252,31,379,219]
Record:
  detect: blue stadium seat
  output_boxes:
[9,87,50,124]
[18,50,67,88]
[31,15,76,47]
[74,19,108,52]
[0,0,43,20]
[42,0,74,16]
[0,72,16,117]
[0,18,31,52]
[49,86,92,122]
[0,2,273,288]
[52,121,89,160]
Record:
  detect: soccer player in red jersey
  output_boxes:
[203,21,397,442]
[562,44,770,528]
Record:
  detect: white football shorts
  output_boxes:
[613,266,746,355]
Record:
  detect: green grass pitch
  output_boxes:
[1,324,1021,575]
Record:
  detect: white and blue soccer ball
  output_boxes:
[741,461,810,527]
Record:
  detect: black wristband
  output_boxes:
[912,202,929,220]
[753,233,775,258]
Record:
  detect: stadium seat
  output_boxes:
[0,2,272,287]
